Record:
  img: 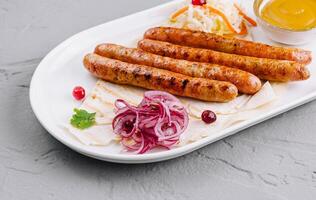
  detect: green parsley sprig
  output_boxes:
[70,108,96,130]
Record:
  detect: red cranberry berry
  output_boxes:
[201,110,217,124]
[192,0,207,6]
[72,86,85,100]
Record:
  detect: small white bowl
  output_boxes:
[253,0,316,45]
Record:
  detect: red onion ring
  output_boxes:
[112,91,189,154]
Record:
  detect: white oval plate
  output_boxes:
[30,0,316,163]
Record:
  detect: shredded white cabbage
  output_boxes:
[169,0,244,35]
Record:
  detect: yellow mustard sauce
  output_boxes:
[260,0,316,30]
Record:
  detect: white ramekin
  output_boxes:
[253,0,316,45]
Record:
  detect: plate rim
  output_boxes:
[29,0,316,163]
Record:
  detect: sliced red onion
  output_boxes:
[112,91,189,154]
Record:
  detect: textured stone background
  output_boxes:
[1,0,316,199]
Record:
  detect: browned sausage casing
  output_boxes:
[84,53,238,102]
[94,43,261,94]
[138,39,310,82]
[144,27,312,64]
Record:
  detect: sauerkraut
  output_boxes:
[168,0,256,35]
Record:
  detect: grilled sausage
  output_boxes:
[144,27,312,64]
[83,53,238,102]
[138,39,310,82]
[95,43,261,94]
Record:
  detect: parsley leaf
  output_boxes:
[70,108,96,130]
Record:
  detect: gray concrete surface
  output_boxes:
[1,0,316,199]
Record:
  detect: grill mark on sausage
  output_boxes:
[169,77,176,87]
[132,67,141,78]
[183,52,189,60]
[144,71,152,80]
[182,79,189,90]
[220,85,229,92]
[156,76,162,85]
[207,85,213,90]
